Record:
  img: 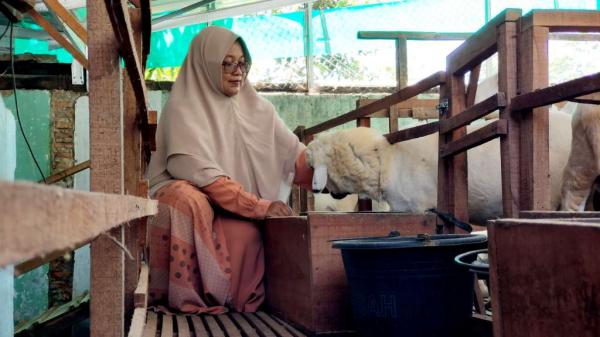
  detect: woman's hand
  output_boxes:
[265,201,293,217]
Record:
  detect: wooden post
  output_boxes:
[88,0,125,335]
[123,7,146,323]
[518,26,550,211]
[356,117,373,211]
[438,72,469,228]
[497,20,520,217]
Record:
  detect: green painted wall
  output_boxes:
[1,90,51,326]
[157,91,396,134]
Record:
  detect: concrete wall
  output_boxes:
[0,94,16,337]
[1,90,51,326]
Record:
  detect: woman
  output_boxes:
[145,26,313,313]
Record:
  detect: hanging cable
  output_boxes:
[10,21,47,183]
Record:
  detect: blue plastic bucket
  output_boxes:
[332,234,487,337]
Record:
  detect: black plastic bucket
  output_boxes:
[332,233,487,337]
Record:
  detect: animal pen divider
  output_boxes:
[287,7,600,337]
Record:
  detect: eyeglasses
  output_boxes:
[222,61,251,74]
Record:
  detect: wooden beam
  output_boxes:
[384,121,439,144]
[14,241,86,276]
[88,0,127,334]
[447,8,522,75]
[439,93,506,134]
[437,72,469,225]
[133,263,149,308]
[520,211,600,219]
[105,0,149,124]
[0,181,157,268]
[465,64,481,107]
[357,97,439,118]
[42,0,87,43]
[521,9,600,33]
[304,71,445,136]
[357,31,471,40]
[127,308,147,337]
[396,37,407,89]
[42,160,90,184]
[518,25,550,211]
[511,71,600,112]
[489,218,600,337]
[440,119,507,158]
[497,20,521,218]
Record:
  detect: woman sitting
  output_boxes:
[145,26,312,314]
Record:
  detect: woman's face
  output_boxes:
[221,41,248,97]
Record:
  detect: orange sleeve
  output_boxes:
[201,177,272,220]
[293,149,313,191]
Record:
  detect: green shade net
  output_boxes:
[11,0,599,66]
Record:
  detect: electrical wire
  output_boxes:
[10,21,48,183]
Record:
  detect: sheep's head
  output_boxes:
[306,127,388,199]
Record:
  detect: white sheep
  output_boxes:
[307,107,573,224]
[560,102,600,211]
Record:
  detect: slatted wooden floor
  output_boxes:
[142,311,307,337]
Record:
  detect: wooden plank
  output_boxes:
[520,211,600,218]
[356,97,439,119]
[304,71,445,135]
[14,241,86,276]
[465,64,481,107]
[176,315,191,337]
[497,20,520,218]
[190,316,210,337]
[123,8,146,318]
[263,217,313,331]
[216,314,242,337]
[488,219,600,337]
[256,312,294,337]
[447,8,522,75]
[357,31,471,40]
[230,313,260,337]
[133,264,149,308]
[439,93,506,134]
[271,316,308,337]
[243,313,276,337]
[518,26,550,211]
[0,181,156,267]
[42,160,90,184]
[42,0,87,43]
[105,0,150,124]
[160,314,173,337]
[384,121,439,144]
[521,9,600,33]
[437,73,469,226]
[127,308,147,337]
[440,119,508,158]
[511,71,600,112]
[204,316,225,337]
[88,0,125,334]
[142,311,158,337]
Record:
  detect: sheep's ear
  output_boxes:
[312,165,328,193]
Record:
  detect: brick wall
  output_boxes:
[49,90,84,307]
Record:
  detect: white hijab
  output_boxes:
[146,26,303,201]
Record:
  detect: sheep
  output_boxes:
[560,102,600,211]
[307,107,573,224]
